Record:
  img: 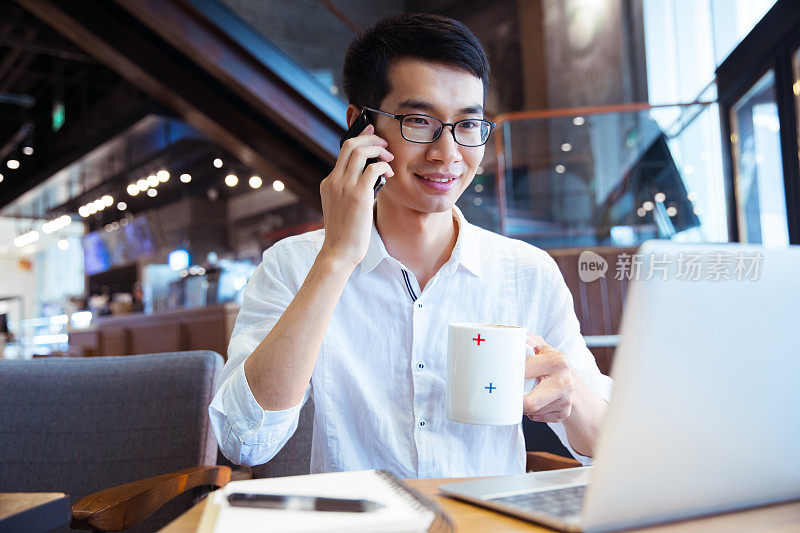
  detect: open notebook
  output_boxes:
[197,470,453,533]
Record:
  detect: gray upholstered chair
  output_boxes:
[0,351,230,532]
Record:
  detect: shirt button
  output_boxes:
[419,419,426,427]
[417,361,425,370]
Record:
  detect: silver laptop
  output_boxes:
[440,241,800,532]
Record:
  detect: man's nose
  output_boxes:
[426,125,462,164]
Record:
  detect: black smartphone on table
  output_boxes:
[339,111,387,197]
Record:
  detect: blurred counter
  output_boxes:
[68,303,239,360]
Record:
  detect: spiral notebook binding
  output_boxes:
[374,470,455,533]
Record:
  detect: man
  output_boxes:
[209,13,612,477]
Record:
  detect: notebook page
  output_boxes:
[208,470,434,533]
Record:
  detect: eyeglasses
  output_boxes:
[362,106,495,147]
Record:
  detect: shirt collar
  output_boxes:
[359,215,392,274]
[359,205,482,277]
[449,205,482,277]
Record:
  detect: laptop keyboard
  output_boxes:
[490,485,586,518]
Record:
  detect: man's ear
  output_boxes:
[345,105,361,128]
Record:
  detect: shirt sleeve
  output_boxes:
[541,258,614,465]
[208,242,312,466]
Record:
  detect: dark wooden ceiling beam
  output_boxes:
[115,0,345,172]
[15,0,344,210]
[0,34,97,63]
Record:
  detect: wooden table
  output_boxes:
[159,478,800,532]
[0,493,71,532]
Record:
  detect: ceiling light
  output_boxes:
[87,203,98,214]
[57,239,69,250]
[127,184,139,196]
[573,116,585,126]
[560,143,572,152]
[249,175,262,189]
[225,174,238,187]
[102,195,113,207]
[79,206,90,217]
[213,158,223,168]
[94,199,106,211]
[637,207,646,217]
[23,146,34,155]
[272,179,285,192]
[0,173,3,182]
[180,173,192,183]
[147,188,157,197]
[14,230,39,248]
[687,192,698,202]
[7,159,20,169]
[147,175,159,188]
[667,206,678,217]
[117,202,127,211]
[654,192,666,203]
[643,201,654,211]
[157,170,170,182]
[137,179,148,191]
[555,165,566,174]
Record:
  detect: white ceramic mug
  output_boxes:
[446,323,537,426]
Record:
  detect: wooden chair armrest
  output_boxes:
[526,451,582,472]
[71,465,231,531]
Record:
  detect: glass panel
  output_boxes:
[730,70,789,246]
[710,0,777,66]
[464,102,728,249]
[643,0,777,105]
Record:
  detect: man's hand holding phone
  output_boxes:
[319,123,394,271]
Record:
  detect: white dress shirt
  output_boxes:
[209,206,613,477]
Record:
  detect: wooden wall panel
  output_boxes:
[129,323,183,355]
[67,304,239,359]
[98,327,129,356]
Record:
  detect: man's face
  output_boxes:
[372,58,486,215]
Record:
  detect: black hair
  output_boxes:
[342,13,490,110]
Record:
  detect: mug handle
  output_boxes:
[524,344,539,394]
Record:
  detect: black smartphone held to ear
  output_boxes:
[339,111,387,197]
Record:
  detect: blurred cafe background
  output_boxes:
[0,0,798,375]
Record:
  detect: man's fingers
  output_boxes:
[527,408,571,423]
[335,127,389,173]
[525,351,570,379]
[523,379,562,413]
[526,333,558,355]
[343,145,394,184]
[359,161,394,189]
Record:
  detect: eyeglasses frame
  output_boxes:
[361,106,495,147]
